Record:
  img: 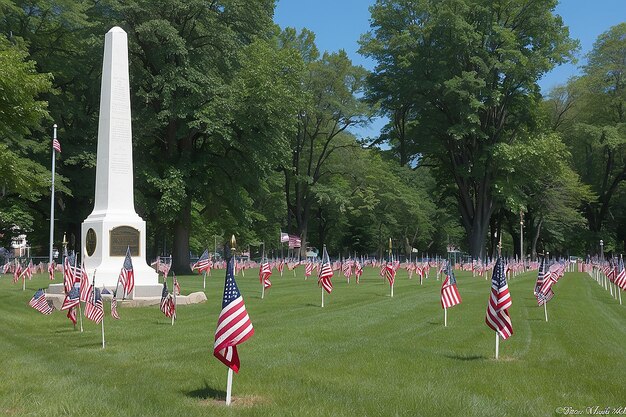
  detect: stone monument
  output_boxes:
[80,27,159,296]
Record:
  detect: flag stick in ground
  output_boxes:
[544,302,548,322]
[171,275,177,326]
[444,307,447,327]
[495,332,500,359]
[101,311,105,348]
[78,303,84,332]
[321,287,324,308]
[48,124,58,265]
[203,271,207,289]
[22,266,26,291]
[389,238,394,298]
[226,368,233,406]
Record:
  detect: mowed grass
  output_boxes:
[1,266,624,417]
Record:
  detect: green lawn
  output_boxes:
[1,266,624,417]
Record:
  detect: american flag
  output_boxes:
[534,257,549,296]
[12,262,22,283]
[485,258,513,339]
[63,253,76,293]
[616,257,626,291]
[111,295,120,320]
[305,261,313,278]
[537,261,558,305]
[66,307,77,325]
[160,282,175,318]
[118,247,134,297]
[85,287,104,324]
[441,262,462,309]
[48,261,55,280]
[21,260,33,280]
[61,285,80,311]
[28,289,54,315]
[52,137,61,153]
[213,252,254,373]
[318,247,334,294]
[288,235,301,249]
[355,260,363,283]
[192,249,211,273]
[173,273,181,296]
[259,262,272,289]
[277,260,284,276]
[79,269,93,303]
[384,263,396,286]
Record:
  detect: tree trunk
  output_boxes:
[531,218,543,260]
[172,196,192,274]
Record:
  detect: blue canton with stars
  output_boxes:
[222,257,242,308]
[492,258,506,289]
[123,247,133,270]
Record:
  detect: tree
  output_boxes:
[279,28,373,255]
[54,1,303,273]
[360,0,578,258]
[0,35,58,246]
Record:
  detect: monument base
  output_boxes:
[81,211,158,288]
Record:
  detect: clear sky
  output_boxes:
[274,0,625,139]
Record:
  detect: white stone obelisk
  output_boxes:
[81,27,158,295]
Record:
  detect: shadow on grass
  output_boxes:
[443,353,486,361]
[185,381,226,400]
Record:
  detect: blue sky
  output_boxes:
[274,0,625,139]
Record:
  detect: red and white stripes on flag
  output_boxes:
[111,297,120,320]
[616,257,626,291]
[52,138,61,153]
[118,247,135,297]
[28,289,54,315]
[485,258,513,340]
[160,282,175,318]
[213,254,254,373]
[305,261,313,277]
[259,262,272,289]
[318,248,333,294]
[441,263,462,309]
[384,263,396,286]
[85,287,104,324]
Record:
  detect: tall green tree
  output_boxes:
[279,28,373,255]
[360,0,578,258]
[0,34,57,246]
[108,1,302,272]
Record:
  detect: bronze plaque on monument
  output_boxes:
[110,226,140,256]
[86,228,97,256]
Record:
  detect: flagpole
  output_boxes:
[226,368,233,406]
[48,124,57,265]
[389,238,394,298]
[321,287,324,308]
[444,307,447,327]
[261,243,265,299]
[101,310,105,348]
[544,302,548,322]
[224,235,237,406]
[172,276,176,326]
[203,271,206,289]
[495,332,499,359]
[78,303,84,332]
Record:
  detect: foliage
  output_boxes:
[360,0,578,258]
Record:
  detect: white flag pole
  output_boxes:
[78,303,84,332]
[444,307,447,327]
[203,271,206,289]
[261,243,265,299]
[495,332,500,359]
[48,124,57,265]
[225,367,233,406]
[390,282,394,298]
[101,313,105,348]
[321,287,324,308]
[544,302,548,322]
[172,275,177,326]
